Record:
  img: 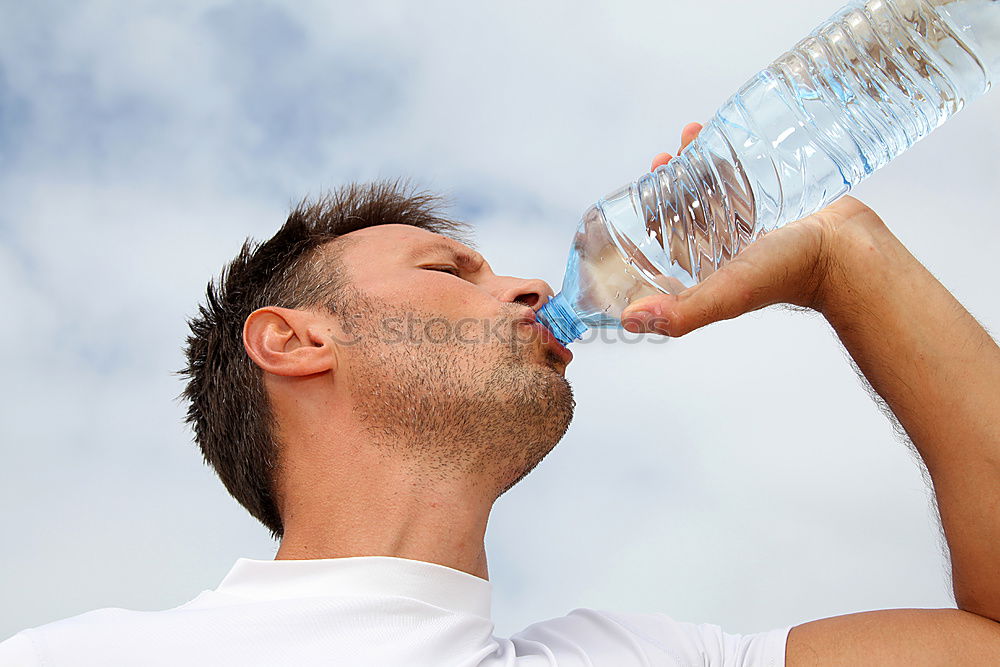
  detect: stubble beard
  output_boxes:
[341,291,576,499]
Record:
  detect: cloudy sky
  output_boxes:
[2,0,998,643]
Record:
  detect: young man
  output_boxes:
[3,125,999,665]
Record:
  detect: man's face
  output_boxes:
[339,224,571,370]
[328,224,575,494]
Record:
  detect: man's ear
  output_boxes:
[243,307,337,377]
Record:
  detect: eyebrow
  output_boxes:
[406,242,484,270]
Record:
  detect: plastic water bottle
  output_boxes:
[537,0,999,345]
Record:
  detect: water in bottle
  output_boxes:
[537,0,1000,346]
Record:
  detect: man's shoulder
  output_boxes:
[0,607,136,667]
[510,608,790,667]
[4,605,148,642]
[0,592,217,666]
[0,629,39,666]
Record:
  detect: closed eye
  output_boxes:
[424,265,461,277]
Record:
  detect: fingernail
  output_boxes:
[622,313,647,332]
[623,310,653,331]
[644,310,670,335]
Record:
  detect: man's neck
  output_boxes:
[273,468,494,581]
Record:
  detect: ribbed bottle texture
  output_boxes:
[537,0,998,345]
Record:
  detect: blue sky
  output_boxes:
[2,0,998,642]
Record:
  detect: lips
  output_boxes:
[517,311,574,366]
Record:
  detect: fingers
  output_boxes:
[680,122,702,152]
[621,262,764,337]
[650,122,704,171]
[650,152,673,171]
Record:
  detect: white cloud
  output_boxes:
[1,0,997,644]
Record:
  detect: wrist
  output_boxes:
[812,198,901,321]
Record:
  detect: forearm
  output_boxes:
[819,215,1000,621]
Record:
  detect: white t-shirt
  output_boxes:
[0,556,789,666]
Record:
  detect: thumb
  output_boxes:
[622,264,768,337]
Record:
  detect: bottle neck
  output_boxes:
[537,292,588,345]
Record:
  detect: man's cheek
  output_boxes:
[455,318,479,345]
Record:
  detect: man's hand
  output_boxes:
[620,123,882,337]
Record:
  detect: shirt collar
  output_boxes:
[215,556,492,619]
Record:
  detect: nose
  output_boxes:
[494,277,555,311]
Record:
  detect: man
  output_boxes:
[2,123,999,666]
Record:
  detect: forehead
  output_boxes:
[339,223,479,265]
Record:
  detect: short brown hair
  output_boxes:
[179,180,470,538]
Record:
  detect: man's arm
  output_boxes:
[624,196,1000,663]
[814,202,1000,620]
[784,608,1000,665]
[625,197,1000,664]
[782,202,1000,664]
